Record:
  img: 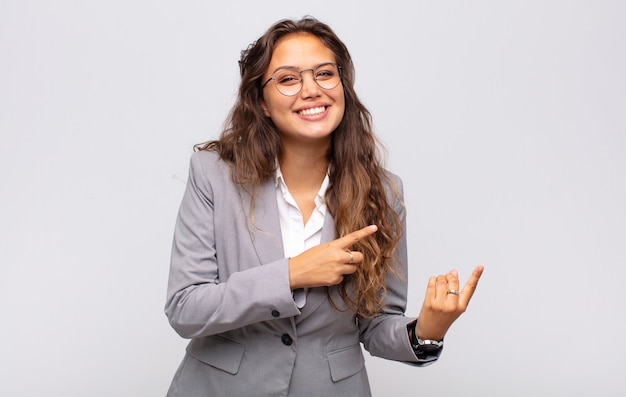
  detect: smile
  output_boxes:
[297,106,327,116]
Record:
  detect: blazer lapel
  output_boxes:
[238,179,285,266]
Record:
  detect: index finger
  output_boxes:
[334,225,378,250]
[459,265,484,305]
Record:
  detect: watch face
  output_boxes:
[418,343,442,353]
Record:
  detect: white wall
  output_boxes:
[1,1,624,396]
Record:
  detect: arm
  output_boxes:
[358,174,432,364]
[359,173,484,365]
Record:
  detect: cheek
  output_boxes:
[334,91,346,117]
[261,92,291,118]
[334,84,346,105]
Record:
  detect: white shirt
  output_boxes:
[275,165,329,308]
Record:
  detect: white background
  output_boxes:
[1,1,625,396]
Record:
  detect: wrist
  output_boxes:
[413,317,445,341]
[408,321,444,358]
[287,257,303,290]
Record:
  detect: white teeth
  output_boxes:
[298,106,326,116]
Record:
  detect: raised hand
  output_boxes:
[288,225,378,290]
[414,266,484,341]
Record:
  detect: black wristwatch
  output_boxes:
[409,323,443,358]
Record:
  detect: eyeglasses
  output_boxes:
[262,63,342,96]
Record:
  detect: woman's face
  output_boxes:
[261,33,345,147]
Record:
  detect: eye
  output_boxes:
[315,65,337,80]
[275,71,301,85]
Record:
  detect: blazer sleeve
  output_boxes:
[358,173,442,366]
[164,152,301,339]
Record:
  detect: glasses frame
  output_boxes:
[261,62,343,96]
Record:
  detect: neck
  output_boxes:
[279,146,328,192]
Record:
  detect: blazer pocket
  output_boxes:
[186,335,245,375]
[327,344,365,382]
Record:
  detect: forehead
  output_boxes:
[268,32,336,69]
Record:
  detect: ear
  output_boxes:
[260,99,271,117]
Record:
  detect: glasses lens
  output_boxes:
[272,63,341,96]
[314,63,341,90]
[273,69,302,96]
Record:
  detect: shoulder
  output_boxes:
[382,169,404,194]
[381,169,405,217]
[190,149,224,168]
[187,150,235,192]
[189,150,231,178]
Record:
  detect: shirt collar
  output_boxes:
[275,163,330,201]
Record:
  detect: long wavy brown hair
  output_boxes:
[196,16,404,318]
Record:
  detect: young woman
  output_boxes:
[165,16,484,396]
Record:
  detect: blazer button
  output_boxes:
[281,334,293,346]
[271,309,280,317]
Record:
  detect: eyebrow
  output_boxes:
[268,62,336,75]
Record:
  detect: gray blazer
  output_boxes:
[165,150,437,397]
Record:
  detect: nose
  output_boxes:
[299,69,321,98]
